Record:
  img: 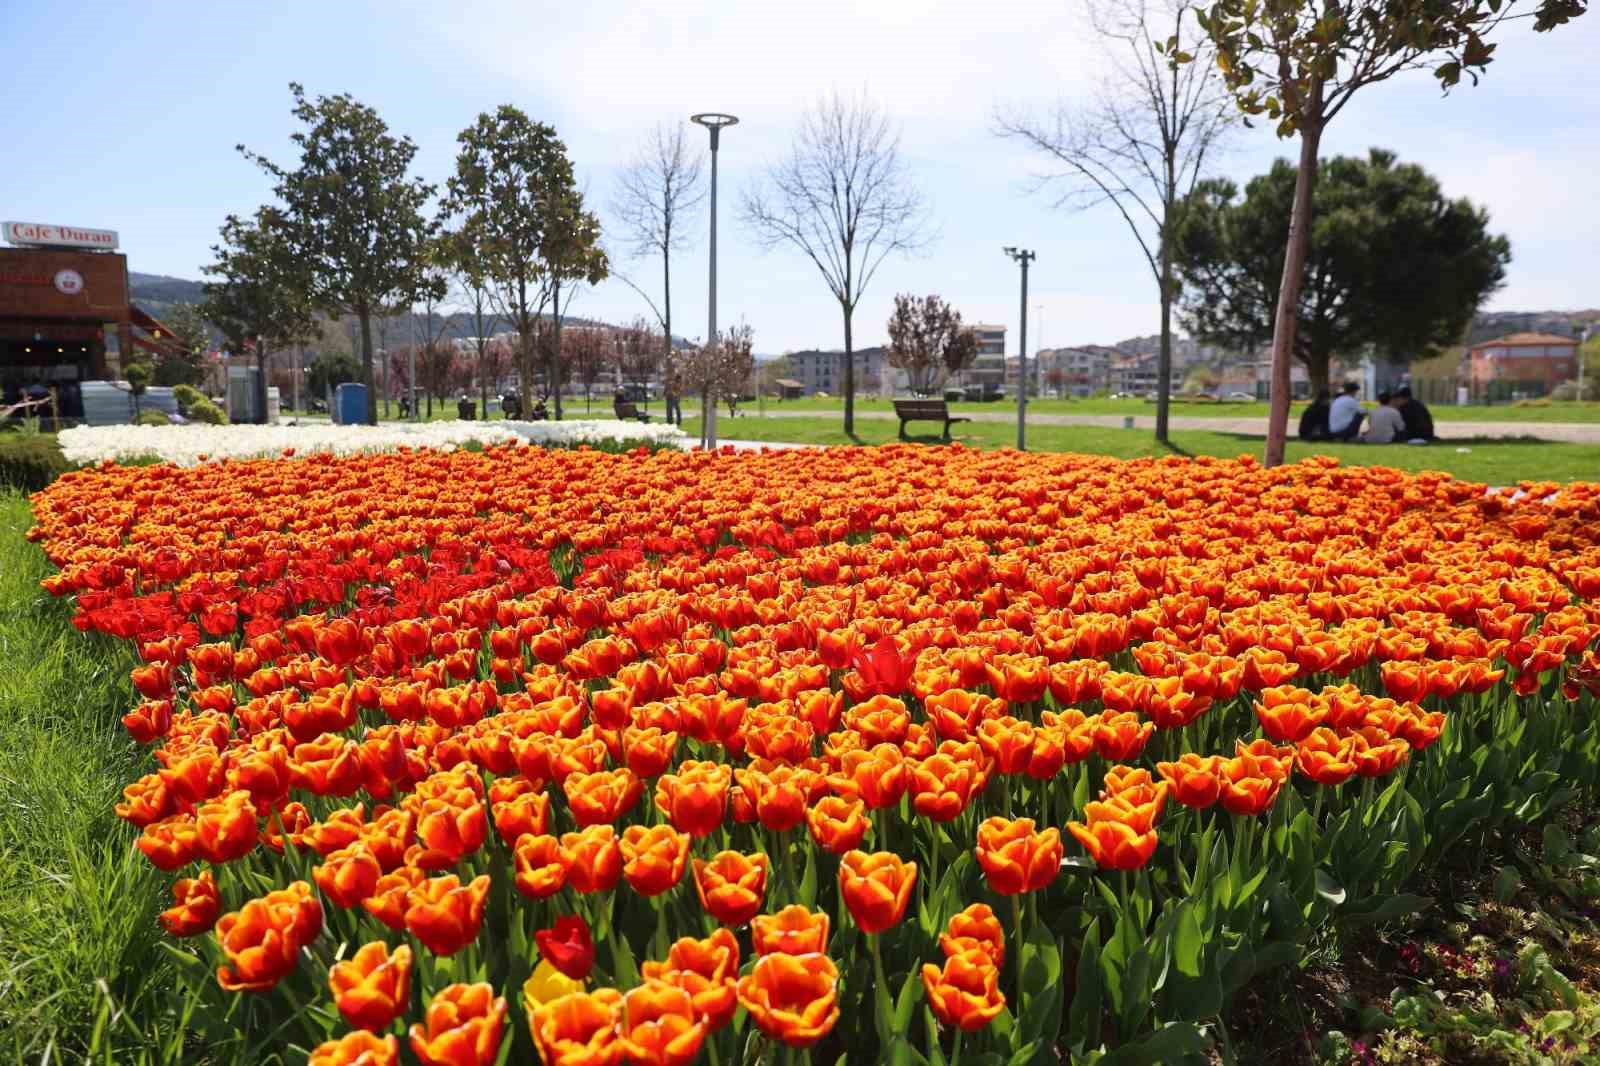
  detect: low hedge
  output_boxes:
[0,434,70,493]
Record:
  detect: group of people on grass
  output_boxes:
[1299,383,1436,444]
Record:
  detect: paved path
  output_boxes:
[706,408,1600,444]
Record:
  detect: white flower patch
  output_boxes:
[56,419,690,468]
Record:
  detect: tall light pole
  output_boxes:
[1004,247,1035,450]
[692,112,738,449]
[1577,323,1590,401]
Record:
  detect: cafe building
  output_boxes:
[1,221,183,421]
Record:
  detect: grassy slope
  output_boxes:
[696,413,1600,483]
[0,493,178,1062]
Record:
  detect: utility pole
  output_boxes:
[1004,247,1036,450]
[691,112,739,449]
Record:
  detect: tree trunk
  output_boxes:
[842,305,855,436]
[478,340,489,419]
[256,347,269,426]
[358,306,376,425]
[1156,198,1175,444]
[551,280,564,421]
[663,247,677,425]
[1306,351,1331,400]
[1264,101,1324,467]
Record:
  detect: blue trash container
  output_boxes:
[334,383,369,425]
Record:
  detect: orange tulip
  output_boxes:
[620,824,690,897]
[618,980,707,1066]
[838,850,917,933]
[1156,753,1223,810]
[1253,685,1326,743]
[1295,727,1359,787]
[560,825,624,894]
[736,951,841,1048]
[693,850,769,926]
[309,1031,399,1066]
[139,814,200,871]
[622,726,679,778]
[974,817,1062,895]
[922,948,1006,1032]
[827,743,907,809]
[329,941,413,1031]
[160,869,221,937]
[404,874,490,956]
[1065,818,1157,871]
[490,782,550,845]
[653,760,731,838]
[641,928,741,1031]
[805,795,870,855]
[909,752,988,823]
[529,988,624,1065]
[408,982,507,1066]
[513,833,569,900]
[193,789,260,865]
[751,905,831,956]
[940,903,1005,968]
[215,881,322,992]
[314,841,384,909]
[563,767,644,827]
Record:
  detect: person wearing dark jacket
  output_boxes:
[1394,386,1436,441]
[1298,391,1332,441]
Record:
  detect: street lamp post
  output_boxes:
[1004,247,1036,450]
[692,112,739,449]
[1577,324,1590,401]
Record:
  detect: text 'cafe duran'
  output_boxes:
[1,220,184,421]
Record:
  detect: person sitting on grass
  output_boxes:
[1328,381,1366,441]
[1298,390,1332,441]
[1394,385,1436,442]
[1365,391,1406,444]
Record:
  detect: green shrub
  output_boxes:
[171,384,204,415]
[186,398,228,425]
[0,436,68,492]
[134,410,170,426]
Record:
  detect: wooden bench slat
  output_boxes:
[892,399,967,441]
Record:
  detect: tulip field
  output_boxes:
[18,441,1600,1064]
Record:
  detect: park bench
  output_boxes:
[614,398,650,423]
[894,398,970,441]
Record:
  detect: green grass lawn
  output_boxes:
[0,493,188,1061]
[708,394,1600,423]
[696,412,1600,483]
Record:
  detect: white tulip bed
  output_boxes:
[56,419,691,468]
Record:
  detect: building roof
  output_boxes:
[773,378,803,388]
[1472,331,1579,349]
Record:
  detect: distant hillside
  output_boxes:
[1464,309,1599,345]
[127,271,692,348]
[129,272,206,318]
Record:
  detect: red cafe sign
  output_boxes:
[2,221,119,251]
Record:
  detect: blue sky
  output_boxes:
[2,1,1594,353]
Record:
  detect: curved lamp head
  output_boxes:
[691,112,739,148]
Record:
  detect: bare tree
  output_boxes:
[997,0,1233,443]
[612,123,704,426]
[742,91,930,435]
[612,317,664,402]
[671,322,756,442]
[565,325,612,412]
[885,293,978,396]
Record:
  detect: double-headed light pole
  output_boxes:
[691,112,738,449]
[1003,247,1036,450]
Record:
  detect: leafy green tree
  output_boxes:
[1175,149,1510,397]
[441,105,607,420]
[153,302,212,388]
[306,350,362,403]
[1193,0,1586,464]
[201,208,316,424]
[241,84,441,424]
